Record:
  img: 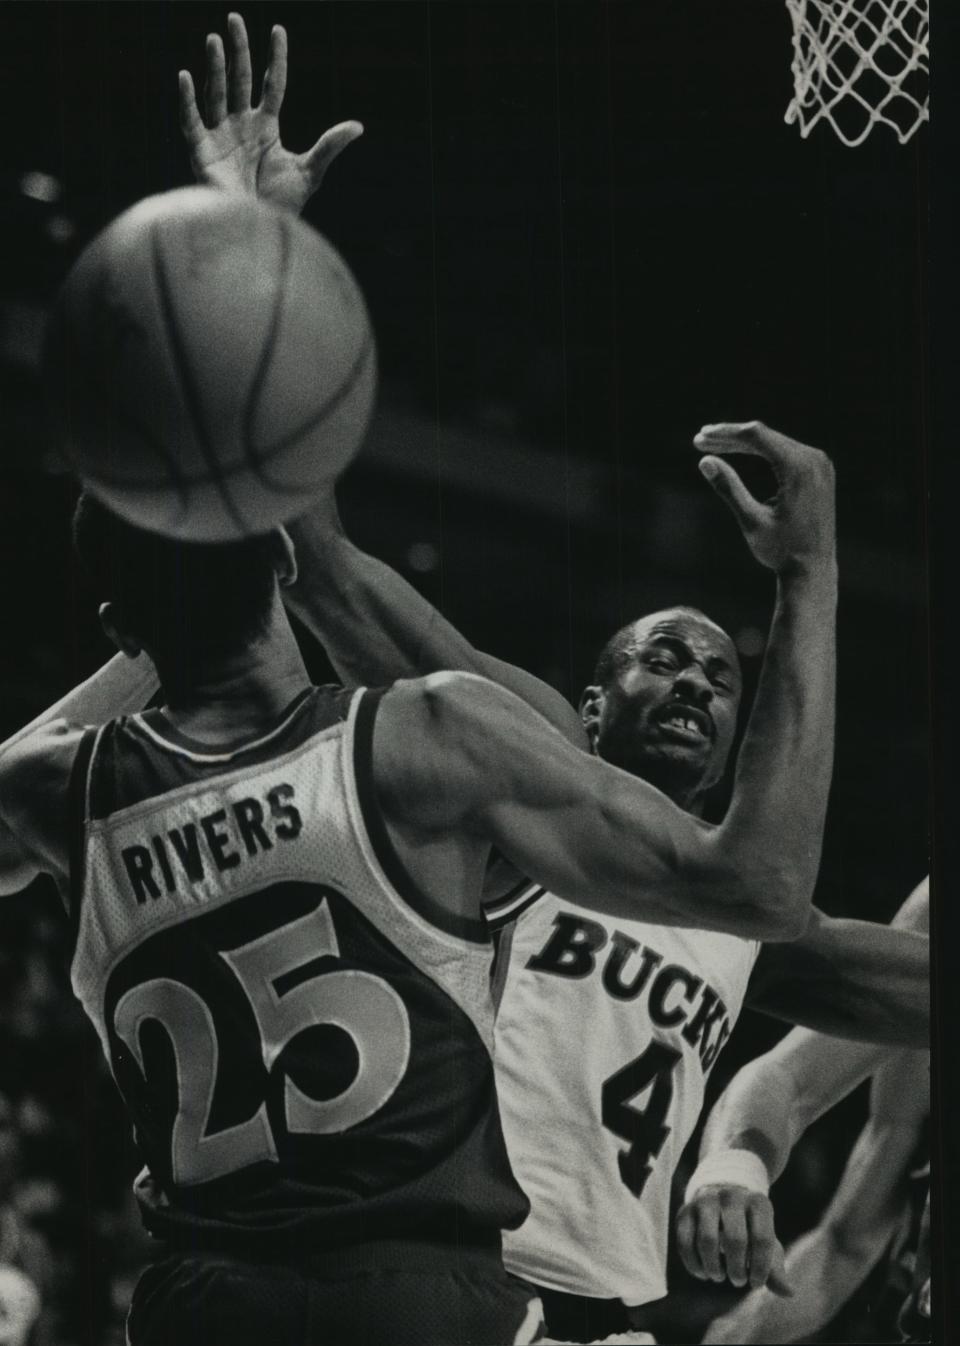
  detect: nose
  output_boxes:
[673,664,713,705]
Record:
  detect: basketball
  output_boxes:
[44,187,377,541]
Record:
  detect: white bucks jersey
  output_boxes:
[491,892,760,1305]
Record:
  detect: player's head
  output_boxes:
[579,607,742,810]
[72,492,297,685]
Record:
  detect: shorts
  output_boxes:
[534,1287,656,1345]
[127,1239,542,1346]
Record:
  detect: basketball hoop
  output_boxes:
[784,0,929,146]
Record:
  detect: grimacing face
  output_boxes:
[584,610,742,804]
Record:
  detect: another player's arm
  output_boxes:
[699,1046,929,1345]
[744,906,928,1047]
[694,423,836,941]
[179,13,363,217]
[0,654,158,894]
[0,722,88,896]
[376,670,811,939]
[179,17,584,744]
[286,494,587,743]
[677,880,928,1306]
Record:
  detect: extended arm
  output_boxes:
[693,423,836,939]
[745,906,928,1047]
[677,880,929,1315]
[0,653,158,894]
[702,1047,928,1344]
[176,23,583,742]
[376,668,817,938]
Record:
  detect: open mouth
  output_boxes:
[654,704,713,743]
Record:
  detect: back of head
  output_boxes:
[72,492,278,672]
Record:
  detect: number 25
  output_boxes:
[114,901,411,1185]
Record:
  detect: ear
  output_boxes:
[578,684,604,753]
[99,602,142,659]
[270,527,298,589]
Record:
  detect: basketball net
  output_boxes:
[784,0,929,146]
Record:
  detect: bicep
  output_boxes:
[475,653,588,748]
[376,672,764,934]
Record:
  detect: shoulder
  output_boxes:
[368,673,505,831]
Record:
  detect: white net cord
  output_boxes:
[784,0,929,146]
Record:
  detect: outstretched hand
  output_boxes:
[693,421,836,576]
[179,12,363,215]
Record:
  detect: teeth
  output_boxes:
[666,715,699,733]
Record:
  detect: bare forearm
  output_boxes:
[287,506,585,741]
[700,1056,800,1184]
[706,1117,914,1344]
[720,563,837,934]
[705,1227,879,1344]
[752,918,928,1046]
[2,652,158,750]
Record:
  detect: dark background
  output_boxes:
[0,3,936,1344]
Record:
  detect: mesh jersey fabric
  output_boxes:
[67,684,528,1256]
[493,891,761,1305]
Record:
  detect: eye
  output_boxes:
[645,655,677,674]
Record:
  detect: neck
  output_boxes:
[151,606,311,744]
[592,741,709,816]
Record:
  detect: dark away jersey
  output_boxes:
[67,686,527,1254]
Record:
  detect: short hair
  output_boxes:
[72,492,277,662]
[591,607,722,688]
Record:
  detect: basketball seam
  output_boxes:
[241,212,291,490]
[76,335,375,494]
[150,224,251,536]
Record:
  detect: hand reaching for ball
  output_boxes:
[179,12,363,215]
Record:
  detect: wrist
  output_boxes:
[775,554,838,586]
[684,1147,770,1205]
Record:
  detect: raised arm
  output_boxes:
[375,662,819,939]
[694,421,836,938]
[178,15,588,746]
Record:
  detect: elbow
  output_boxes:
[714,863,814,942]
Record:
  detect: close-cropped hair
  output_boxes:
[72,491,278,662]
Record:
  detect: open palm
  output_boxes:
[179,13,362,216]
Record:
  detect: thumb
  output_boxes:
[301,120,364,187]
[698,455,764,530]
[767,1240,793,1298]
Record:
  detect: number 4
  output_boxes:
[601,1040,681,1197]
